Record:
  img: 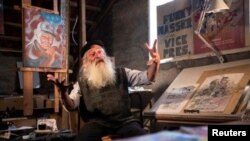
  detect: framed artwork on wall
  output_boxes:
[23,6,66,68]
[192,0,244,54]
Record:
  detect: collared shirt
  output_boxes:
[69,68,151,108]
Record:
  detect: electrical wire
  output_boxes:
[71,16,78,47]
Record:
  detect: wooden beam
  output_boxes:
[53,0,59,14]
[4,5,21,11]
[4,22,22,28]
[0,35,21,41]
[23,71,33,116]
[22,0,31,6]
[23,5,58,14]
[20,67,67,73]
[54,72,59,113]
[0,48,22,53]
[79,0,86,56]
[70,1,101,12]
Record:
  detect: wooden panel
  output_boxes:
[0,96,23,111]
[23,71,33,115]
[53,0,59,14]
[20,67,67,72]
[0,95,47,111]
[54,72,60,113]
[22,0,31,6]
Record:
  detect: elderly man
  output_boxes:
[47,39,160,141]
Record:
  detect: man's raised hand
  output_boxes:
[47,74,73,94]
[144,39,160,65]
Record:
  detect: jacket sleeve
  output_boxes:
[124,67,152,87]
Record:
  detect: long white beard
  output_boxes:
[81,57,116,89]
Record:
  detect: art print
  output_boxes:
[184,73,244,113]
[156,85,197,114]
[23,7,65,68]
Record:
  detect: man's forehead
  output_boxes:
[81,40,105,57]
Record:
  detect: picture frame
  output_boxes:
[156,85,198,114]
[184,64,250,114]
[22,6,66,68]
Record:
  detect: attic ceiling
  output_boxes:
[0,0,116,52]
[30,0,117,37]
[70,0,117,38]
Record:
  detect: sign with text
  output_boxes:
[157,0,245,60]
[157,0,193,59]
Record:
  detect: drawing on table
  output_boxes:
[156,85,197,114]
[184,73,244,113]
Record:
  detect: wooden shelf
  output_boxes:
[1,117,28,122]
[0,35,21,41]
[0,48,22,53]
[4,22,22,28]
[20,67,68,73]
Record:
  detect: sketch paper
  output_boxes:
[184,73,244,113]
[156,85,197,114]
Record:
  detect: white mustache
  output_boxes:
[94,57,104,62]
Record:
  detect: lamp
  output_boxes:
[194,0,229,64]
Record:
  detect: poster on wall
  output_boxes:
[0,0,4,34]
[157,0,245,60]
[192,0,245,54]
[157,0,194,59]
[23,6,66,68]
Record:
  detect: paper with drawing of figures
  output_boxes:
[184,73,244,113]
[156,85,197,114]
